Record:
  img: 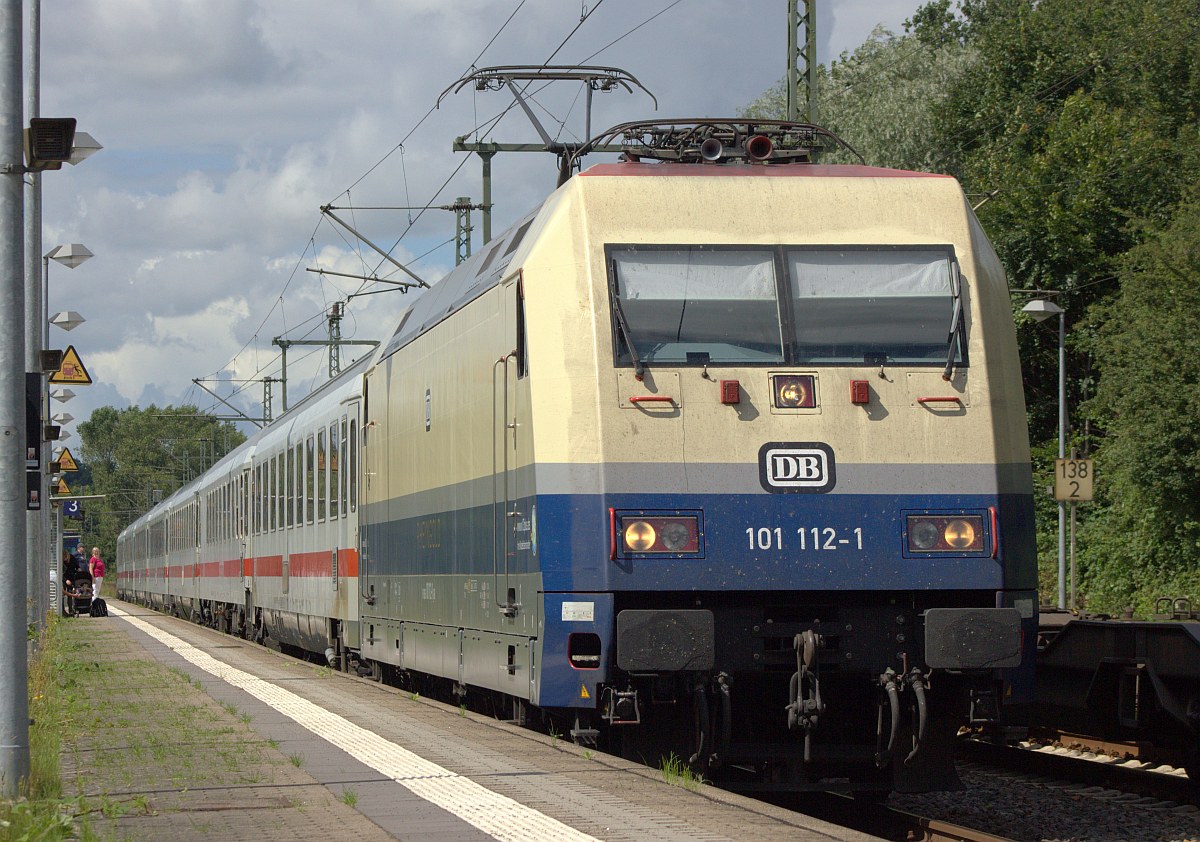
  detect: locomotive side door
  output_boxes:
[359,368,386,611]
[492,276,534,625]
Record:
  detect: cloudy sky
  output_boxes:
[37,0,921,441]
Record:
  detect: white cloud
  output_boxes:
[87,296,250,404]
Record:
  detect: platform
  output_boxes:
[58,600,882,841]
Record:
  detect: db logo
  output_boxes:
[758,442,836,493]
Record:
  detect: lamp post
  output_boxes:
[1023,298,1067,610]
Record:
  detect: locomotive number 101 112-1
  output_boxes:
[746,526,865,551]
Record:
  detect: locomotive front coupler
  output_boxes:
[785,629,825,762]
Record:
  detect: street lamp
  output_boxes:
[1022,297,1067,610]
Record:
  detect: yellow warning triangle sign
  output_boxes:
[580,683,591,700]
[49,345,92,385]
[57,447,79,473]
[55,478,70,495]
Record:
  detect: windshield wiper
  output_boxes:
[942,266,964,381]
[609,267,645,377]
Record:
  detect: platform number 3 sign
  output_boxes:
[1054,458,1094,502]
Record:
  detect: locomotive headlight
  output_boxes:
[624,521,657,552]
[618,515,701,554]
[944,518,976,549]
[906,514,985,553]
[772,374,816,409]
[659,521,691,551]
[910,520,940,550]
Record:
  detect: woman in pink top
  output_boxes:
[88,548,105,602]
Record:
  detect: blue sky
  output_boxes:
[36,0,921,439]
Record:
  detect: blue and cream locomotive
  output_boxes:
[120,121,1036,794]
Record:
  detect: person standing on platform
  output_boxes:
[89,547,105,603]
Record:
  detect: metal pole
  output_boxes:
[52,502,61,616]
[279,343,287,412]
[803,0,817,126]
[786,0,799,121]
[23,0,44,632]
[1057,310,1066,610]
[481,147,495,244]
[0,0,31,794]
[1069,501,1077,611]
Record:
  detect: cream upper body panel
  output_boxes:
[516,164,1028,485]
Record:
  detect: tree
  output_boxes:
[75,406,245,563]
[1075,195,1200,612]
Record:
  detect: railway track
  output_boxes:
[781,792,1017,841]
[959,736,1198,806]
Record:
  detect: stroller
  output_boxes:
[62,576,93,617]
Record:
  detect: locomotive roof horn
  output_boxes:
[746,134,774,161]
[699,137,724,162]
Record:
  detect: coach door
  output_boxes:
[492,277,532,619]
[240,466,253,602]
[193,491,202,598]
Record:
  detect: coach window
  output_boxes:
[340,417,348,517]
[349,421,358,512]
[276,453,284,531]
[306,435,316,524]
[286,447,295,528]
[294,443,303,526]
[317,429,327,522]
[329,422,340,520]
[260,461,267,533]
[268,455,275,532]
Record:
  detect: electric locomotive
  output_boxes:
[120,120,1036,795]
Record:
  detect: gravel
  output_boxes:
[889,766,1200,842]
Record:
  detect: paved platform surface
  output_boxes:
[62,600,882,841]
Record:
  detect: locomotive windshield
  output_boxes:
[608,245,962,367]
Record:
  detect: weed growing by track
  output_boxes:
[660,753,706,792]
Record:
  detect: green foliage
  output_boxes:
[75,405,244,562]
[1075,194,1200,611]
